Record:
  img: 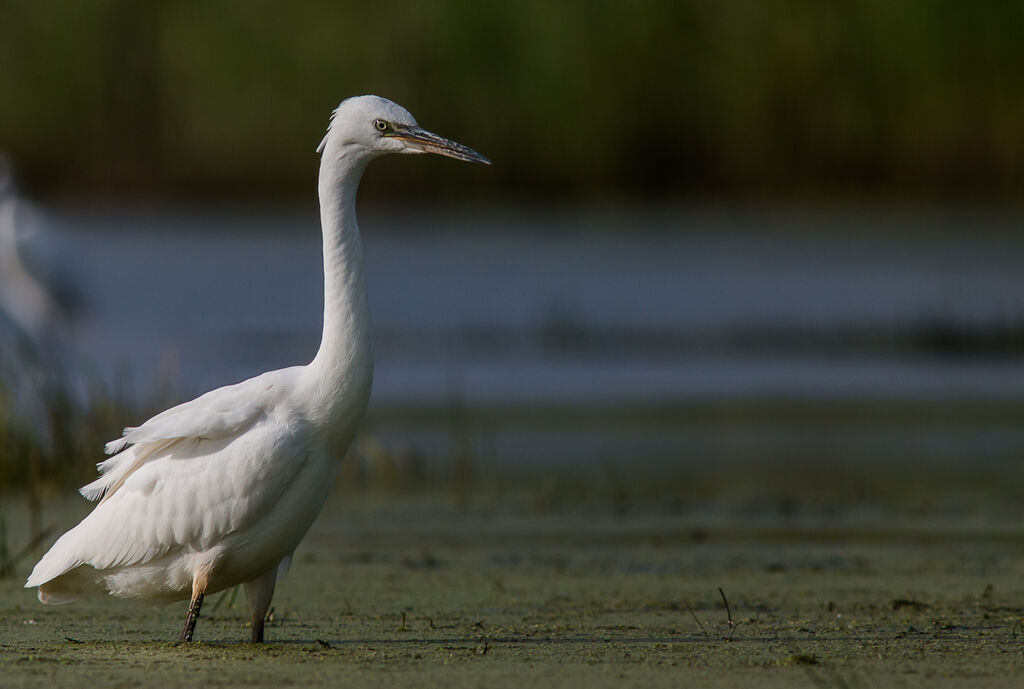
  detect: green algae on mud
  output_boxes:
[3,476,1024,688]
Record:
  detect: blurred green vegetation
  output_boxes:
[0,369,170,493]
[1,0,1022,201]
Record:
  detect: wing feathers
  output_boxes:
[80,438,181,502]
[83,371,291,503]
[30,368,304,595]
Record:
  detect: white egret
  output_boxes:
[0,155,84,459]
[25,95,489,642]
[0,152,83,348]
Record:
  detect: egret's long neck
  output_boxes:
[309,149,373,395]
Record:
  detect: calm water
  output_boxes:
[24,205,1024,468]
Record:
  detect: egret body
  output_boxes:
[25,96,489,642]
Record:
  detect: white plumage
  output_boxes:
[25,95,489,642]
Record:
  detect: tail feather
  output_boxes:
[25,527,90,599]
[25,556,72,590]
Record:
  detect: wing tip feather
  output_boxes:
[104,430,134,455]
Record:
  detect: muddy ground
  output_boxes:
[2,463,1024,688]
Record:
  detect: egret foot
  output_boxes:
[180,572,209,642]
[180,592,204,642]
[245,565,278,644]
[251,616,265,643]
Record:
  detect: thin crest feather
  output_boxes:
[316,104,343,153]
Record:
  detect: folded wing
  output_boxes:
[26,367,306,595]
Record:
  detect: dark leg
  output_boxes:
[251,615,265,643]
[245,566,278,644]
[180,590,204,642]
[180,571,209,643]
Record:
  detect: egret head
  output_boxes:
[317,95,490,165]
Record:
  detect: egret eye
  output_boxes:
[374,119,388,132]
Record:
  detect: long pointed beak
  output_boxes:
[389,127,491,164]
